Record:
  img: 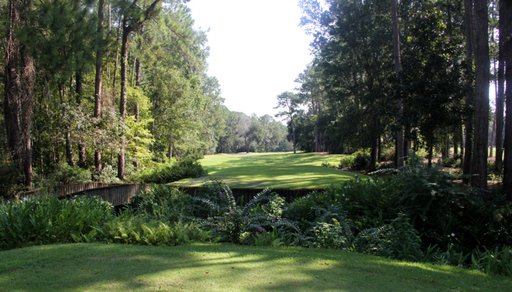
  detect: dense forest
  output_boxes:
[0,0,289,194]
[284,0,511,194]
[1,0,512,197]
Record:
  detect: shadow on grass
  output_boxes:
[1,243,510,291]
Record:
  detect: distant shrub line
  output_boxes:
[1,161,512,277]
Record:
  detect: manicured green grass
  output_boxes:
[175,152,362,189]
[1,243,510,291]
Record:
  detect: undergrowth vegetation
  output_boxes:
[2,161,512,277]
[134,154,207,184]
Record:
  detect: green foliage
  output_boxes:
[240,227,284,247]
[471,246,512,276]
[320,177,396,232]
[0,196,113,250]
[126,185,188,223]
[94,165,122,184]
[311,218,352,249]
[94,215,211,246]
[441,156,461,168]
[339,150,371,171]
[47,162,92,186]
[136,155,207,184]
[390,163,480,249]
[3,159,512,277]
[354,214,422,261]
[188,178,236,219]
[0,161,25,198]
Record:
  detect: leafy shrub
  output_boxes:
[471,246,512,276]
[311,218,353,249]
[390,163,481,250]
[440,156,460,168]
[0,161,25,199]
[94,164,122,184]
[126,185,188,223]
[339,155,354,169]
[0,196,113,250]
[282,190,347,231]
[354,213,422,261]
[136,155,207,184]
[202,208,245,243]
[380,147,396,162]
[191,184,296,245]
[487,161,502,181]
[243,188,285,219]
[186,179,236,220]
[49,162,92,185]
[340,150,371,171]
[320,177,397,232]
[240,227,284,247]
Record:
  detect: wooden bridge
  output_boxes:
[23,182,152,206]
[22,183,319,207]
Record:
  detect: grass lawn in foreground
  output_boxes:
[175,152,361,189]
[1,243,510,292]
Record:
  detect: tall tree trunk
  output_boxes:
[133,43,142,170]
[60,85,75,168]
[118,15,130,181]
[76,70,87,168]
[94,0,105,175]
[472,0,490,189]
[370,136,377,172]
[20,49,34,187]
[4,0,34,187]
[391,0,404,168]
[4,0,21,165]
[65,130,75,167]
[502,0,512,197]
[463,0,474,183]
[112,17,122,104]
[490,116,496,158]
[496,0,506,173]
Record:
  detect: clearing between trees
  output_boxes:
[174,152,361,189]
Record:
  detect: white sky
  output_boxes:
[186,0,313,117]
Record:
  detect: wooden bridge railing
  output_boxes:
[64,183,152,206]
[21,182,152,206]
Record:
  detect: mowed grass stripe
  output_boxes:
[175,152,362,189]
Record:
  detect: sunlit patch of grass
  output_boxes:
[174,152,362,189]
[1,243,511,291]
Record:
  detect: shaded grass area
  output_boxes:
[175,152,361,189]
[1,243,510,291]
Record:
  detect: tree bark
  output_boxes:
[94,0,105,175]
[462,0,474,183]
[118,15,130,180]
[76,70,87,168]
[4,0,34,187]
[496,0,506,173]
[502,0,512,197]
[4,0,22,164]
[391,0,404,169]
[471,0,490,189]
